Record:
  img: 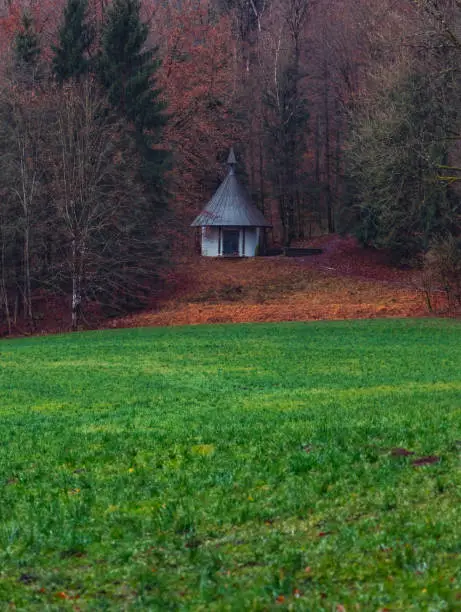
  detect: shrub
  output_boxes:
[423,235,461,312]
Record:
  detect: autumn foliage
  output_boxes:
[113,236,439,330]
[0,0,459,334]
[152,0,242,250]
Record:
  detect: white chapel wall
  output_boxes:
[201,226,261,257]
[244,228,259,257]
[201,227,220,257]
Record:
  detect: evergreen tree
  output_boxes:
[344,70,460,261]
[98,0,168,194]
[14,12,41,70]
[52,0,94,84]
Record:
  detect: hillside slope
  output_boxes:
[114,236,441,329]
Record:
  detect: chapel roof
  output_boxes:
[191,148,271,228]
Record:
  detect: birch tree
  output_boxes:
[48,79,162,328]
[0,83,48,325]
[261,0,313,244]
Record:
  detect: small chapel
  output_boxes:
[191,149,271,257]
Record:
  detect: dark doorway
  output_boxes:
[222,230,240,255]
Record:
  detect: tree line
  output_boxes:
[0,0,460,331]
[343,0,460,305]
[0,0,168,331]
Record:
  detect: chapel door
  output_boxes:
[222,230,240,255]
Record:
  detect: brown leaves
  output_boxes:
[275,589,304,604]
[153,0,239,229]
[5,234,431,336]
[55,591,80,601]
[412,456,441,467]
[116,241,426,330]
[389,449,441,467]
[390,448,415,457]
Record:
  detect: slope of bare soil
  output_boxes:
[113,236,442,329]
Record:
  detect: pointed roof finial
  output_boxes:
[227,147,237,166]
[191,145,272,229]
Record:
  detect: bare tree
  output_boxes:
[48,78,162,328]
[258,0,314,244]
[0,83,49,325]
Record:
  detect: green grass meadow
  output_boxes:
[0,319,460,610]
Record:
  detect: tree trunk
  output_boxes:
[323,62,334,234]
[71,238,82,331]
[258,134,265,215]
[23,222,33,322]
[1,235,11,335]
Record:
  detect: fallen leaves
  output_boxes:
[389,449,441,467]
[412,456,441,467]
[55,591,80,601]
[390,448,415,457]
[113,237,431,330]
[122,288,425,328]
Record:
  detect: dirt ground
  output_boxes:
[113,236,449,329]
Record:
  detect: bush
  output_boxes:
[423,235,461,312]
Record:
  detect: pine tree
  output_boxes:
[98,0,168,194]
[344,70,460,260]
[14,12,40,68]
[52,0,94,84]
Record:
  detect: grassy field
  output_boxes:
[0,319,460,610]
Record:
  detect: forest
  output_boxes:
[0,0,460,331]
